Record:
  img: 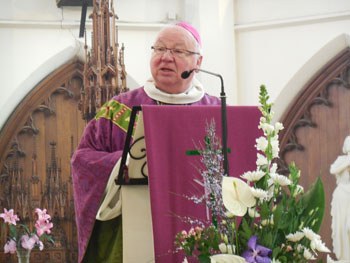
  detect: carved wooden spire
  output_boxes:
[80,0,128,121]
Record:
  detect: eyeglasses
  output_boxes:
[151,46,200,58]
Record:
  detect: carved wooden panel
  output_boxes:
[0,61,85,262]
[278,47,350,260]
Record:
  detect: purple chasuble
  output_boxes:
[71,87,220,263]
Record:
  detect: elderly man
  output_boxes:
[71,21,220,263]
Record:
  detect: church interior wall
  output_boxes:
[235,0,350,109]
[1,0,350,127]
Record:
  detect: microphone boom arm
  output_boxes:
[196,69,229,176]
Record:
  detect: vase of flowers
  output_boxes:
[175,86,330,263]
[1,208,54,263]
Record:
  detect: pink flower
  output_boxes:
[1,208,54,251]
[35,208,51,221]
[4,239,17,254]
[35,219,53,237]
[0,208,20,225]
[20,234,36,250]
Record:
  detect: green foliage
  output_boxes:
[299,177,325,232]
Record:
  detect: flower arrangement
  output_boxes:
[0,208,54,255]
[175,86,330,263]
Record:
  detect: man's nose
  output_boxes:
[161,49,174,60]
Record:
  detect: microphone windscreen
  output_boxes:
[181,71,190,79]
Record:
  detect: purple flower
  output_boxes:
[242,236,272,263]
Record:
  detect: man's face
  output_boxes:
[150,26,202,94]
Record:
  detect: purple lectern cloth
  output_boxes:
[142,105,262,262]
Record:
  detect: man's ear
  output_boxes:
[196,55,203,68]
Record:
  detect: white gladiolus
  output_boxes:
[274,122,284,132]
[256,153,268,166]
[256,137,268,151]
[271,137,280,158]
[259,123,275,135]
[270,163,278,173]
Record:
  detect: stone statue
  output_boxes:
[329,136,350,261]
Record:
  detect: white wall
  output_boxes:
[0,0,235,129]
[234,0,350,111]
[1,0,350,130]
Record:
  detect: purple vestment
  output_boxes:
[71,87,220,262]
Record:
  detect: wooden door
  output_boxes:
[0,61,85,263]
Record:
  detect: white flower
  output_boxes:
[222,177,256,216]
[274,122,284,132]
[182,257,189,263]
[270,163,278,173]
[241,170,265,182]
[248,207,260,218]
[302,227,321,241]
[219,243,228,253]
[327,255,336,263]
[261,215,274,226]
[220,233,229,244]
[286,231,304,242]
[271,136,280,158]
[296,244,304,252]
[227,244,235,254]
[303,247,316,260]
[294,185,304,196]
[270,173,291,186]
[256,137,268,151]
[310,238,330,253]
[38,240,44,251]
[256,153,268,166]
[250,187,269,201]
[259,122,275,135]
[210,254,246,263]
